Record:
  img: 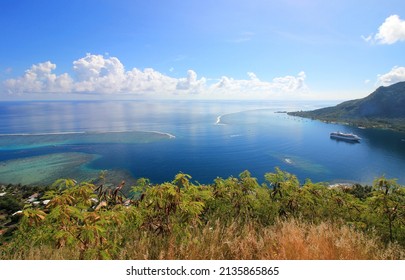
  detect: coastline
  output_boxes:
[287,111,405,133]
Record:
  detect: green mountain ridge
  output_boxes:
[288,81,405,131]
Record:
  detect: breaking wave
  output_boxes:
[0,130,176,151]
[0,129,175,138]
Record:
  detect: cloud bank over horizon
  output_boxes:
[2,54,310,99]
[3,53,405,100]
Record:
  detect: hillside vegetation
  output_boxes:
[1,169,404,260]
[288,81,405,131]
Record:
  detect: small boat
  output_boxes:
[330,131,361,142]
[284,158,293,164]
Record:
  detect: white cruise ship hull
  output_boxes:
[330,132,361,142]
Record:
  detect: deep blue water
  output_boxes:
[1,100,405,185]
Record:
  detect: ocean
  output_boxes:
[1,100,405,186]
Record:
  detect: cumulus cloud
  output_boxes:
[4,54,179,96]
[210,71,308,98]
[3,53,309,99]
[364,15,405,44]
[3,61,73,94]
[73,54,126,93]
[176,70,206,94]
[123,68,177,94]
[377,66,405,86]
[271,71,306,92]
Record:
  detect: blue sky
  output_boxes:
[1,0,405,100]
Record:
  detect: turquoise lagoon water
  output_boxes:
[0,100,405,186]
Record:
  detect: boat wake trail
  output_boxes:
[215,115,226,125]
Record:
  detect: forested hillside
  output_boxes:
[289,82,405,131]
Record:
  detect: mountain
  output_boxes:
[288,81,405,131]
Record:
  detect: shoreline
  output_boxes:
[287,112,405,133]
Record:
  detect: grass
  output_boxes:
[3,219,404,260]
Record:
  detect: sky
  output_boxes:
[1,0,405,100]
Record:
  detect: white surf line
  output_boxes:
[0,129,176,139]
[83,130,135,134]
[215,108,273,126]
[147,130,176,139]
[83,129,177,139]
[0,131,86,137]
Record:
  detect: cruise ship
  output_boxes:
[330,131,361,142]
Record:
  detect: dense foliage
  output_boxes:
[1,168,404,259]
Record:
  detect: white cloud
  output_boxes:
[247,72,259,81]
[364,15,405,44]
[176,70,206,94]
[209,71,308,98]
[3,61,73,94]
[3,53,309,99]
[271,71,306,92]
[123,68,177,94]
[377,66,405,86]
[4,54,179,96]
[361,35,373,43]
[73,54,126,93]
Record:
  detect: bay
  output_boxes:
[0,100,404,186]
